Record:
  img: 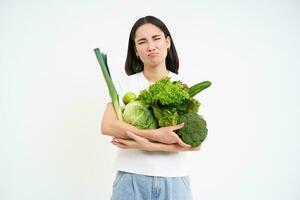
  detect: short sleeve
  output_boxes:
[113,75,128,107]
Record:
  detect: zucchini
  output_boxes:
[189,81,212,97]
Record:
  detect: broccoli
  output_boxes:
[177,113,208,147]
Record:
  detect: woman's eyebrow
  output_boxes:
[152,34,161,38]
[137,38,146,42]
[136,34,162,42]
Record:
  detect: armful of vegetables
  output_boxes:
[94,48,212,147]
[136,77,211,147]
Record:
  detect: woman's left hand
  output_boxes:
[111,131,201,152]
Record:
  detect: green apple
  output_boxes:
[123,92,137,105]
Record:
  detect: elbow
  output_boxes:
[100,124,108,136]
[100,128,106,136]
[100,120,111,136]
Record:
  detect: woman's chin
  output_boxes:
[145,60,165,68]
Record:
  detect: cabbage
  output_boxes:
[122,100,157,129]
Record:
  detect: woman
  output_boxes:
[101,16,200,200]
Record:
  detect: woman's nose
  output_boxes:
[147,42,156,51]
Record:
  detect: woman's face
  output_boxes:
[134,23,171,68]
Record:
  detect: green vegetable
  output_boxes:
[152,107,178,127]
[189,81,212,97]
[176,98,200,115]
[138,77,211,146]
[123,92,137,105]
[94,48,123,121]
[122,100,157,129]
[177,113,208,147]
[138,77,201,127]
[94,49,211,147]
[139,77,190,106]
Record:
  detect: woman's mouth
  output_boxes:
[148,52,159,56]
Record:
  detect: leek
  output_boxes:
[94,48,123,121]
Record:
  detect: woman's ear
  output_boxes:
[166,36,171,48]
[134,45,138,57]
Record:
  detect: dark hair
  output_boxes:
[125,16,179,75]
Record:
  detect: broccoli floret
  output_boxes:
[177,113,208,147]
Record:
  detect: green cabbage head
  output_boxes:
[122,100,157,129]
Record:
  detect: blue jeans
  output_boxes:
[111,171,193,200]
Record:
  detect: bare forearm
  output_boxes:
[102,118,188,146]
[102,119,139,139]
[147,143,191,152]
[112,132,199,152]
[112,138,197,152]
[101,103,155,139]
[102,121,155,140]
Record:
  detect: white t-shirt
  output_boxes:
[113,71,190,177]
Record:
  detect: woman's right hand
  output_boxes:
[145,123,191,148]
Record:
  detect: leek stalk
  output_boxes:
[94,48,123,121]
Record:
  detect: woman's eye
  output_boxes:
[154,38,161,40]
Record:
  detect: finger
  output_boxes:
[190,147,201,151]
[111,137,122,143]
[111,141,128,149]
[194,147,201,151]
[112,138,132,146]
[190,144,202,151]
[170,144,190,152]
[176,138,191,148]
[172,123,184,131]
[112,137,122,142]
[172,134,191,147]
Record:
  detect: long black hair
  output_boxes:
[125,16,179,75]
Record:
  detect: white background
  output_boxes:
[1,0,299,199]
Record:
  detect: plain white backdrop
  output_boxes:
[1,0,299,199]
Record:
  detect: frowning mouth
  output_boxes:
[147,52,159,56]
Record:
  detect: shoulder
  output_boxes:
[127,72,142,82]
[168,71,183,82]
[122,72,142,89]
[114,72,140,86]
[113,72,143,97]
[169,71,193,87]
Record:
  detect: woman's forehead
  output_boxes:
[135,23,163,39]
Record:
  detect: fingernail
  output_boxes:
[113,139,119,143]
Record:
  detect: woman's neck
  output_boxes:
[143,64,169,83]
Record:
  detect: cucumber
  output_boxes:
[188,81,212,97]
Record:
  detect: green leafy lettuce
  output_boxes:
[138,77,200,127]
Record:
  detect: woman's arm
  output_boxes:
[101,103,190,147]
[101,103,140,139]
[111,131,201,152]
